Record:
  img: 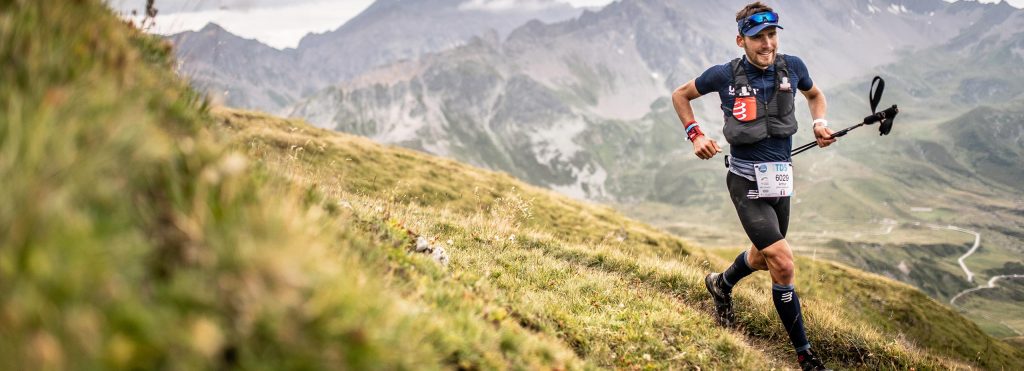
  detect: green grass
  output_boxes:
[1,0,1022,369]
[214,107,1021,369]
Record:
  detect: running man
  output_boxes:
[670,2,833,370]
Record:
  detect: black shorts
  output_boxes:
[727,171,790,250]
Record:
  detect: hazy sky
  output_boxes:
[106,0,619,48]
[107,0,1023,49]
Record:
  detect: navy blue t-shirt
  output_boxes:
[694,55,813,162]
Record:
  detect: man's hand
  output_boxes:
[813,124,836,148]
[692,135,722,160]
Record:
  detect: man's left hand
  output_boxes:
[813,124,836,148]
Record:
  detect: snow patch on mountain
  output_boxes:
[527,119,586,164]
[373,96,431,144]
[549,162,608,200]
[525,118,607,199]
[888,3,910,14]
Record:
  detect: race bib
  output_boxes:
[755,162,793,198]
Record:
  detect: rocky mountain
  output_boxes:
[167,0,582,112]
[295,0,582,83]
[170,23,314,110]
[288,0,1024,200]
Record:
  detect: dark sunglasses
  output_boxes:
[737,11,780,35]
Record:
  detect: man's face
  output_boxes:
[736,27,778,69]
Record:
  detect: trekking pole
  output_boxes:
[724,76,899,168]
[791,76,898,157]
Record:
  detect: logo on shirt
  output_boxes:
[733,101,748,120]
[733,96,757,122]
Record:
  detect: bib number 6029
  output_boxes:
[755,162,794,198]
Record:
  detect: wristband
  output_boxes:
[812,118,828,128]
[685,122,698,134]
[686,124,704,142]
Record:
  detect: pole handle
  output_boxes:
[791,122,864,157]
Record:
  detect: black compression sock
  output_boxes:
[772,284,810,353]
[721,251,755,289]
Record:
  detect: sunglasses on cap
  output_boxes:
[737,11,782,36]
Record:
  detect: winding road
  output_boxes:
[800,214,1022,326]
[950,274,1024,307]
[938,224,1024,308]
[943,225,981,283]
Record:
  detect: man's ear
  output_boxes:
[736,34,744,48]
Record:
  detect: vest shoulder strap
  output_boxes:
[774,54,790,78]
[774,54,789,69]
[729,58,748,86]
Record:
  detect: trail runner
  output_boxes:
[671,2,833,370]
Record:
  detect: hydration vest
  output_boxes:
[722,55,798,145]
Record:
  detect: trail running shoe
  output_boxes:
[798,350,831,371]
[704,272,734,327]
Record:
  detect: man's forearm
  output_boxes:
[673,80,720,159]
[672,91,696,127]
[672,80,702,128]
[807,92,827,121]
[674,102,696,126]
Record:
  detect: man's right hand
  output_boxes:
[692,135,722,160]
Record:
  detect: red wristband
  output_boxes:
[686,124,704,142]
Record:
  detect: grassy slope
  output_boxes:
[0,0,1020,369]
[214,108,1021,369]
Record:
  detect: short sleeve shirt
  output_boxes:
[694,55,814,162]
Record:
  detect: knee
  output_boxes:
[756,260,770,271]
[771,258,795,281]
[748,254,769,271]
